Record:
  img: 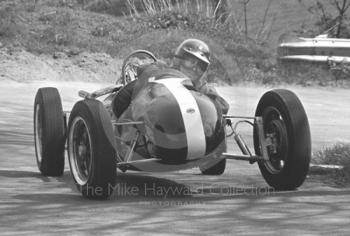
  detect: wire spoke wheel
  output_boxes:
[69,117,93,185]
[67,99,117,199]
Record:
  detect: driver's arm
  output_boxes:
[197,82,230,115]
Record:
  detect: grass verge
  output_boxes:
[312,142,350,187]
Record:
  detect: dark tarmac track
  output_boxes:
[0,81,350,235]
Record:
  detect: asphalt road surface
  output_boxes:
[0,81,350,235]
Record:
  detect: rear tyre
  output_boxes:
[200,159,226,175]
[254,89,311,190]
[34,87,65,176]
[68,99,117,199]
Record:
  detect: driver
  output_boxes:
[113,38,229,118]
[171,38,229,114]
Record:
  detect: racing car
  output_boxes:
[33,50,311,199]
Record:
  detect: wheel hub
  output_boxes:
[263,111,289,174]
[78,143,87,157]
[267,119,288,157]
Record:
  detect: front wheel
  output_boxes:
[68,99,117,199]
[254,89,311,190]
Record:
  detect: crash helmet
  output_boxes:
[174,39,210,82]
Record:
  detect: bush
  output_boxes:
[0,6,21,38]
[117,0,277,84]
[313,142,350,186]
[313,142,350,165]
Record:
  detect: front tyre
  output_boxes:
[254,89,311,190]
[34,87,65,176]
[68,99,117,199]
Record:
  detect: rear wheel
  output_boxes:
[68,99,117,199]
[34,87,65,176]
[254,89,311,190]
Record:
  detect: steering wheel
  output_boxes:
[120,50,158,85]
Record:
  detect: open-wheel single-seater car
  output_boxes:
[33,50,311,199]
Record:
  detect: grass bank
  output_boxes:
[1,0,349,86]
